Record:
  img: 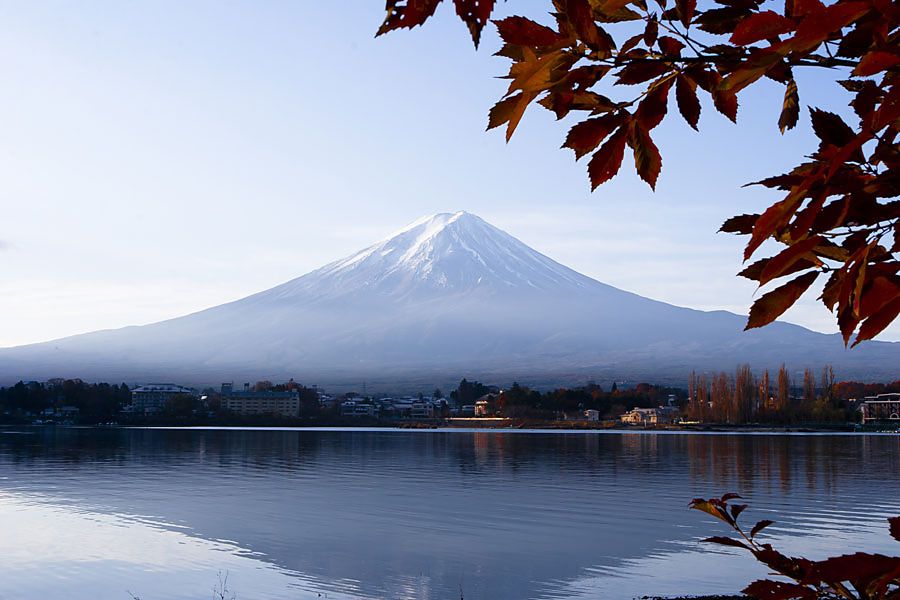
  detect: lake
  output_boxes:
[0,427,897,600]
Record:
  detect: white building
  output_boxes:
[220,383,300,418]
[860,393,900,424]
[130,384,197,414]
[620,406,678,426]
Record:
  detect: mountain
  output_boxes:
[1,211,896,389]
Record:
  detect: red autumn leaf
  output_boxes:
[809,108,855,147]
[599,0,634,14]
[730,11,796,45]
[377,0,442,36]
[746,271,820,329]
[712,86,739,122]
[779,79,800,133]
[720,213,760,234]
[564,113,626,159]
[703,536,751,549]
[745,185,809,261]
[857,275,900,319]
[566,0,609,53]
[743,579,816,600]
[722,49,785,93]
[629,123,662,189]
[643,18,659,46]
[452,0,497,47]
[676,0,696,28]
[635,78,673,130]
[890,516,900,542]
[675,75,701,130]
[658,35,685,55]
[588,127,628,189]
[751,519,775,538]
[806,552,900,585]
[759,236,823,285]
[730,503,748,520]
[615,61,672,85]
[494,16,564,47]
[791,1,869,52]
[854,297,900,345]
[853,50,900,77]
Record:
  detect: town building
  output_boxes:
[341,400,377,417]
[859,393,900,424]
[620,406,679,426]
[130,384,197,415]
[474,393,500,417]
[220,383,300,418]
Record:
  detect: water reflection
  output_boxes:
[0,428,897,599]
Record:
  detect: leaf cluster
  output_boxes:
[690,493,900,599]
[376,0,900,343]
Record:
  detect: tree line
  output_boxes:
[686,364,899,424]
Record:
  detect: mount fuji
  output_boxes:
[1,211,896,388]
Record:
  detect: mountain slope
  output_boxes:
[1,212,896,387]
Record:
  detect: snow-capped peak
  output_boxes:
[266,212,596,301]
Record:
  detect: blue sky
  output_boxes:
[1,1,896,346]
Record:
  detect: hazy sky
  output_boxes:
[1,2,896,346]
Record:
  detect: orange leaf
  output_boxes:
[730,11,795,45]
[487,92,537,141]
[746,271,819,329]
[778,79,799,133]
[588,127,628,189]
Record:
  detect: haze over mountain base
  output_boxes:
[1,212,896,389]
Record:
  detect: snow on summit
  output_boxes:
[269,211,594,301]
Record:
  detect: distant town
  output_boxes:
[1,366,898,430]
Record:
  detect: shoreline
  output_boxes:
[8,422,896,435]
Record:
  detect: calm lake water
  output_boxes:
[0,428,898,600]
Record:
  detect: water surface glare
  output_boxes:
[0,428,897,599]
